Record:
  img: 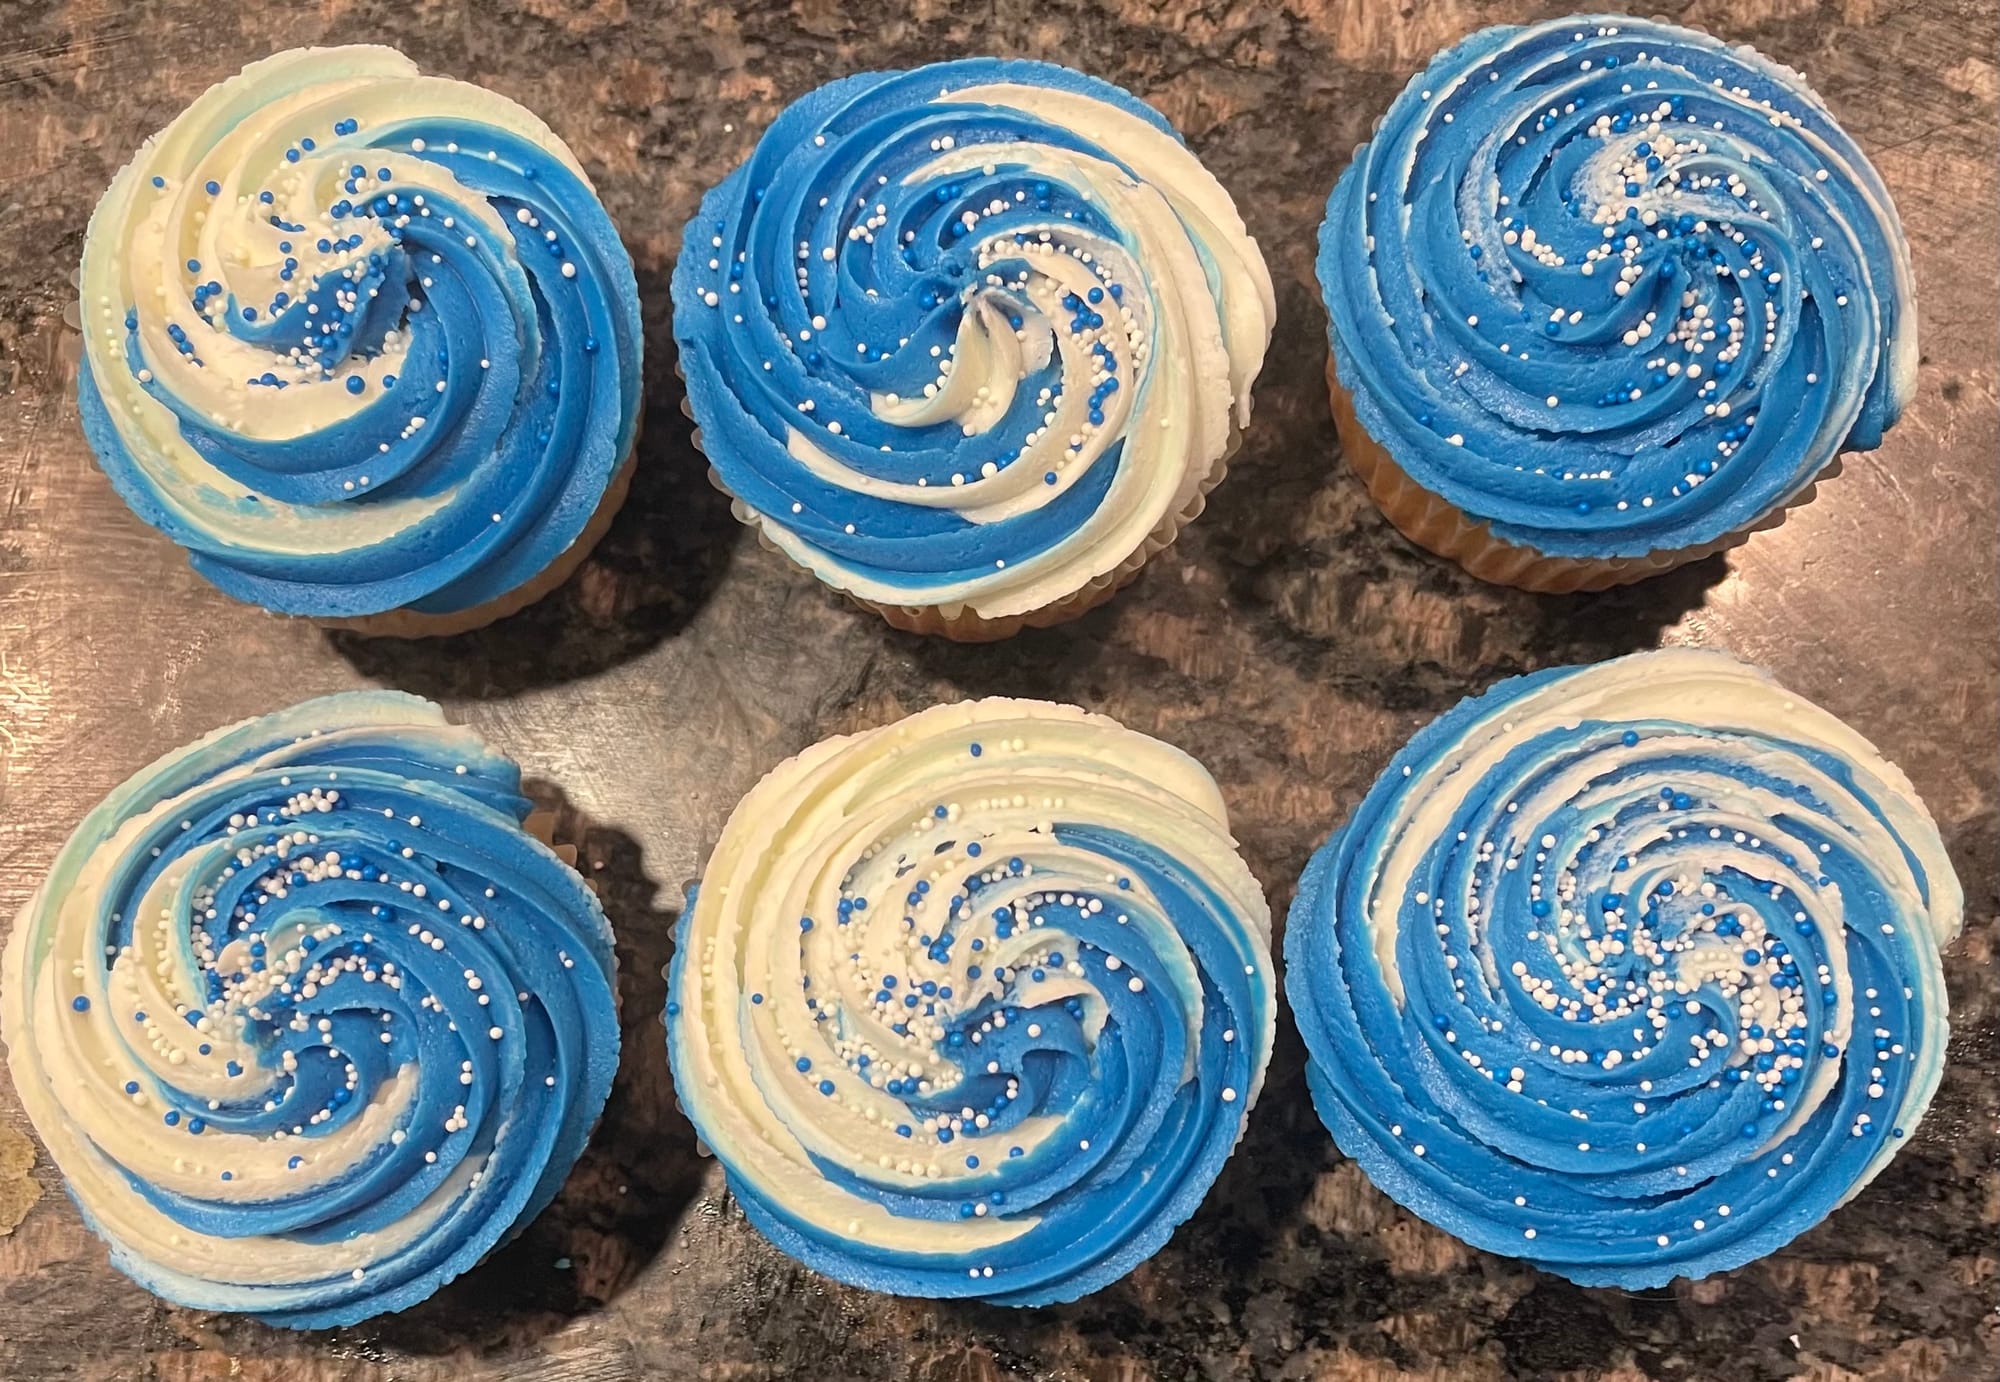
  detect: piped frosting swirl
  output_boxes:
[1286,649,1960,1286]
[77,46,642,619]
[672,60,1274,619]
[668,699,1275,1302]
[1,692,619,1326]
[1317,16,1914,560]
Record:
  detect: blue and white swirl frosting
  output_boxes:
[1317,16,1915,560]
[1286,649,1960,1286]
[0,693,620,1326]
[671,60,1274,619]
[668,699,1275,1302]
[77,47,642,619]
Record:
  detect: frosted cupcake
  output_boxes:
[1317,17,1915,592]
[0,694,620,1326]
[78,47,643,636]
[668,700,1276,1300]
[1286,649,1961,1286]
[673,61,1275,640]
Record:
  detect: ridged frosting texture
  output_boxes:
[668,699,1275,1302]
[672,60,1275,619]
[1317,16,1915,560]
[77,46,642,618]
[0,693,619,1327]
[1286,649,1960,1287]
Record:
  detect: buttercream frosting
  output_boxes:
[672,60,1274,619]
[1286,649,1960,1285]
[1,692,619,1326]
[1317,16,1914,560]
[668,699,1275,1301]
[77,46,642,618]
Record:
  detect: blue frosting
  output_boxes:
[1284,652,1958,1287]
[3,693,619,1327]
[670,59,1259,608]
[79,52,641,618]
[1317,15,1914,559]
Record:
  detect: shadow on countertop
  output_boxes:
[327,275,740,701]
[190,782,701,1359]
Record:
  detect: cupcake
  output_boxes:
[672,61,1275,641]
[0,693,620,1326]
[1317,16,1915,592]
[668,699,1276,1301]
[77,47,643,636]
[1286,648,1961,1286]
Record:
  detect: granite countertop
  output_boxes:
[0,1,1993,1379]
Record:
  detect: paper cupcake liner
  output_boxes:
[320,436,640,639]
[680,361,1236,641]
[1326,359,1840,594]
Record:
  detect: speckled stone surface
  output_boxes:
[0,2,1994,1379]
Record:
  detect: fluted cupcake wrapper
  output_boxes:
[680,358,1238,639]
[319,432,639,639]
[1326,359,1842,593]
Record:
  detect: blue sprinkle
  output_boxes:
[71,996,90,1012]
[818,1079,835,1095]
